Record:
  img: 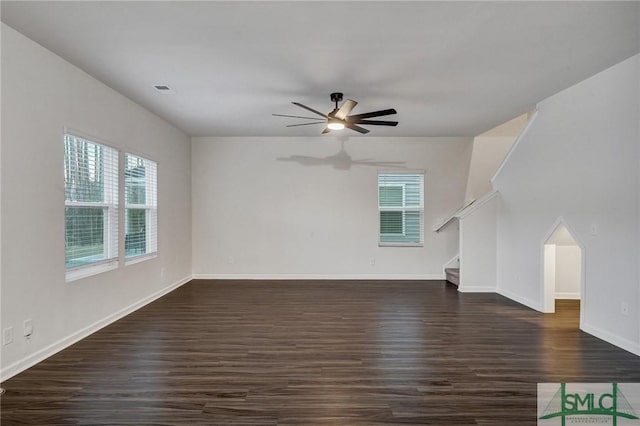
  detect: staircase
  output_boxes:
[445,268,459,286]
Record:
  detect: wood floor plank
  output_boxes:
[2,280,640,425]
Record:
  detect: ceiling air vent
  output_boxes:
[153,85,174,94]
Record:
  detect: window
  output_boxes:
[378,172,424,246]
[124,153,157,262]
[64,134,118,280]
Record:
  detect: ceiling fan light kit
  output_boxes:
[327,118,345,130]
[273,92,398,135]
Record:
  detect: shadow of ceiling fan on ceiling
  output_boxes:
[277,140,406,171]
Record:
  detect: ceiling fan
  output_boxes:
[273,92,398,134]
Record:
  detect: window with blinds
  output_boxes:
[124,153,157,262]
[378,172,424,246]
[64,134,119,279]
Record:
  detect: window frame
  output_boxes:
[124,152,158,265]
[64,131,119,282]
[378,171,424,247]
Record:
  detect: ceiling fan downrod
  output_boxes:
[330,92,343,113]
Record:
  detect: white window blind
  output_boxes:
[64,134,119,278]
[124,153,157,261]
[378,172,424,246]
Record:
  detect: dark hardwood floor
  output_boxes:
[2,280,640,425]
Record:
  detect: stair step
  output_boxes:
[445,268,459,277]
[445,268,459,286]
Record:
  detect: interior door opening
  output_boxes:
[542,220,584,327]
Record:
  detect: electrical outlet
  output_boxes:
[227,256,234,264]
[622,302,629,316]
[23,319,33,337]
[2,327,13,345]
[590,224,598,236]
[369,258,375,266]
[160,267,165,280]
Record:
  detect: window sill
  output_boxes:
[378,242,424,247]
[66,260,118,282]
[125,252,157,266]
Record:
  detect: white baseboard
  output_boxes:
[192,274,445,281]
[1,275,193,382]
[581,322,640,356]
[555,292,581,300]
[458,285,496,293]
[497,287,542,311]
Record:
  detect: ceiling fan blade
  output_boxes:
[292,102,328,118]
[334,99,357,120]
[286,122,326,127]
[346,123,370,134]
[355,120,398,126]
[347,108,397,121]
[273,113,327,120]
[321,127,331,134]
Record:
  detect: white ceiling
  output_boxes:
[2,1,639,137]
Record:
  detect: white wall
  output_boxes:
[192,136,472,279]
[464,114,527,202]
[543,245,556,312]
[555,245,581,298]
[464,137,515,202]
[493,54,640,354]
[1,25,193,379]
[458,193,497,292]
[637,3,640,350]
